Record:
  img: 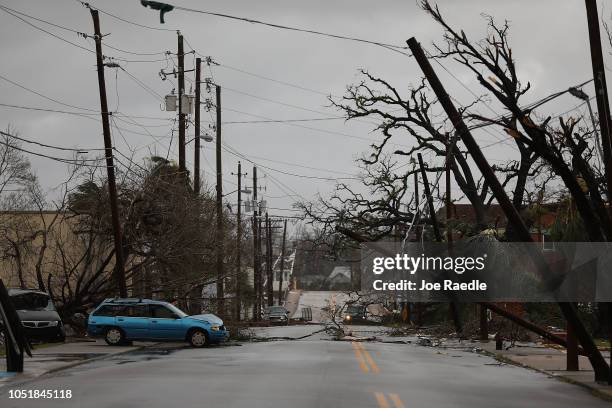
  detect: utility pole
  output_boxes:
[266,213,273,307]
[278,219,287,306]
[585,0,612,200]
[215,85,224,317]
[177,33,186,175]
[416,153,442,241]
[584,1,612,383]
[257,217,264,312]
[445,134,463,337]
[194,57,201,194]
[90,9,127,297]
[233,161,246,321]
[408,36,610,382]
[252,166,260,320]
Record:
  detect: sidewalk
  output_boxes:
[475,340,612,400]
[0,339,146,386]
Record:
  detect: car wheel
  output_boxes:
[188,329,208,348]
[104,327,125,346]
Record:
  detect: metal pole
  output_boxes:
[408,36,610,382]
[278,219,287,306]
[194,57,201,194]
[177,34,186,174]
[90,9,127,297]
[215,85,224,317]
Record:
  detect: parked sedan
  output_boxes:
[87,298,229,347]
[263,306,290,325]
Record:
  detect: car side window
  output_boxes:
[93,305,123,317]
[117,305,148,318]
[150,305,178,319]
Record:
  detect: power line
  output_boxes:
[221,106,405,146]
[119,66,164,100]
[77,0,177,32]
[0,130,105,153]
[0,132,106,167]
[222,117,343,124]
[167,4,411,55]
[0,4,94,54]
[221,143,357,182]
[218,84,379,127]
[215,63,335,97]
[0,73,98,112]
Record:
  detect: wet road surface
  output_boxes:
[1,331,610,408]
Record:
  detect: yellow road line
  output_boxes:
[357,342,380,373]
[374,392,390,408]
[389,393,406,408]
[351,342,369,373]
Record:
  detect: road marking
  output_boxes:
[374,392,390,408]
[351,342,369,373]
[374,392,405,408]
[356,342,380,373]
[389,393,406,408]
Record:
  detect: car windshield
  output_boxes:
[165,303,188,318]
[268,307,286,313]
[347,305,364,314]
[11,292,55,311]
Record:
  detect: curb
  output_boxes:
[43,344,149,375]
[0,343,156,391]
[482,350,612,402]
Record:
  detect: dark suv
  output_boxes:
[3,289,65,342]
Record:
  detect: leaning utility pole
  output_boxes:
[416,153,442,241]
[277,219,287,306]
[266,213,274,307]
[215,85,224,317]
[584,1,612,383]
[177,33,186,175]
[193,57,201,194]
[408,36,610,382]
[585,0,612,200]
[90,9,127,297]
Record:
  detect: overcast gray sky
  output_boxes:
[1,0,609,233]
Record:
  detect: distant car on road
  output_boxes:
[87,298,229,347]
[263,306,290,325]
[0,288,65,343]
[342,304,367,324]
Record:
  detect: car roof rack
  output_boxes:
[105,297,144,303]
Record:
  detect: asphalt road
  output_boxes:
[1,330,610,408]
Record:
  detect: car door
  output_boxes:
[115,304,149,339]
[148,304,185,340]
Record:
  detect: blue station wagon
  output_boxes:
[87,298,229,347]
